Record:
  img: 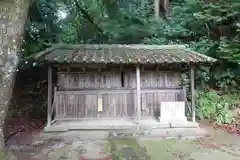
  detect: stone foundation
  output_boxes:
[43,119,206,139]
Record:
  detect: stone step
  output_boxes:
[139,128,209,140]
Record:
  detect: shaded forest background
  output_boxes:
[21,0,240,91]
[10,0,240,125]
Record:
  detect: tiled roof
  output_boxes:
[31,44,216,64]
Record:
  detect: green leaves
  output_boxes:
[196,90,235,124]
[218,37,240,63]
[196,0,240,23]
[22,0,62,55]
[21,0,240,93]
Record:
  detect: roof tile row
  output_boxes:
[32,44,216,65]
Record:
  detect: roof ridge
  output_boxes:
[118,44,186,49]
[29,43,217,65]
[181,48,217,62]
[52,44,187,50]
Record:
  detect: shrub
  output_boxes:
[196,90,234,124]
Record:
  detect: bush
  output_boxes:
[196,90,234,124]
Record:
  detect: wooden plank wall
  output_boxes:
[54,89,183,120]
[54,71,183,119]
[141,90,183,117]
[58,71,181,89]
[55,90,136,120]
[58,72,122,89]
[124,71,181,88]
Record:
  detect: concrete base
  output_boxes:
[44,124,69,132]
[139,119,170,129]
[170,121,199,128]
[44,118,200,133]
[44,119,207,140]
[158,117,188,124]
[139,127,207,140]
[44,119,138,132]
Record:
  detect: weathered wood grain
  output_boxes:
[54,69,183,120]
[54,88,183,120]
[124,71,181,88]
[58,72,122,89]
[58,71,181,89]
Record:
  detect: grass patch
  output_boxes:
[0,151,8,160]
[141,139,199,160]
[111,138,140,151]
[105,138,150,160]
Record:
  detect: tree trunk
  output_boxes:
[154,0,160,20]
[155,0,170,20]
[0,0,30,154]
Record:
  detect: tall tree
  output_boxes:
[0,0,31,155]
[22,0,240,90]
[22,0,62,57]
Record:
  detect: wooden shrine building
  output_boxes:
[31,44,216,132]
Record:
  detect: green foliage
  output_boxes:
[22,0,62,57]
[218,36,240,63]
[194,0,240,63]
[21,0,240,91]
[60,23,80,43]
[16,0,240,124]
[196,90,234,124]
[213,68,237,91]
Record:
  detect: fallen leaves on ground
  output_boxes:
[214,124,240,135]
[5,117,45,142]
[197,138,222,149]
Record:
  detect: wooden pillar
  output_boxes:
[190,66,196,122]
[47,65,52,126]
[183,85,192,116]
[136,65,141,125]
[183,85,187,102]
[53,86,57,119]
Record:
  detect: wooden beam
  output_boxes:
[47,65,52,126]
[183,85,191,115]
[190,66,196,122]
[120,64,123,71]
[136,65,141,126]
[82,67,86,73]
[53,86,57,119]
[183,85,187,102]
[67,67,70,72]
[56,88,183,94]
[98,67,101,73]
[141,66,144,72]
[156,65,160,72]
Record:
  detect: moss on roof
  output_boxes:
[30,44,216,65]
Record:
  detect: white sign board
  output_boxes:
[159,101,187,123]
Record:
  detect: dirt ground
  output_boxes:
[140,122,240,160]
[5,121,240,160]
